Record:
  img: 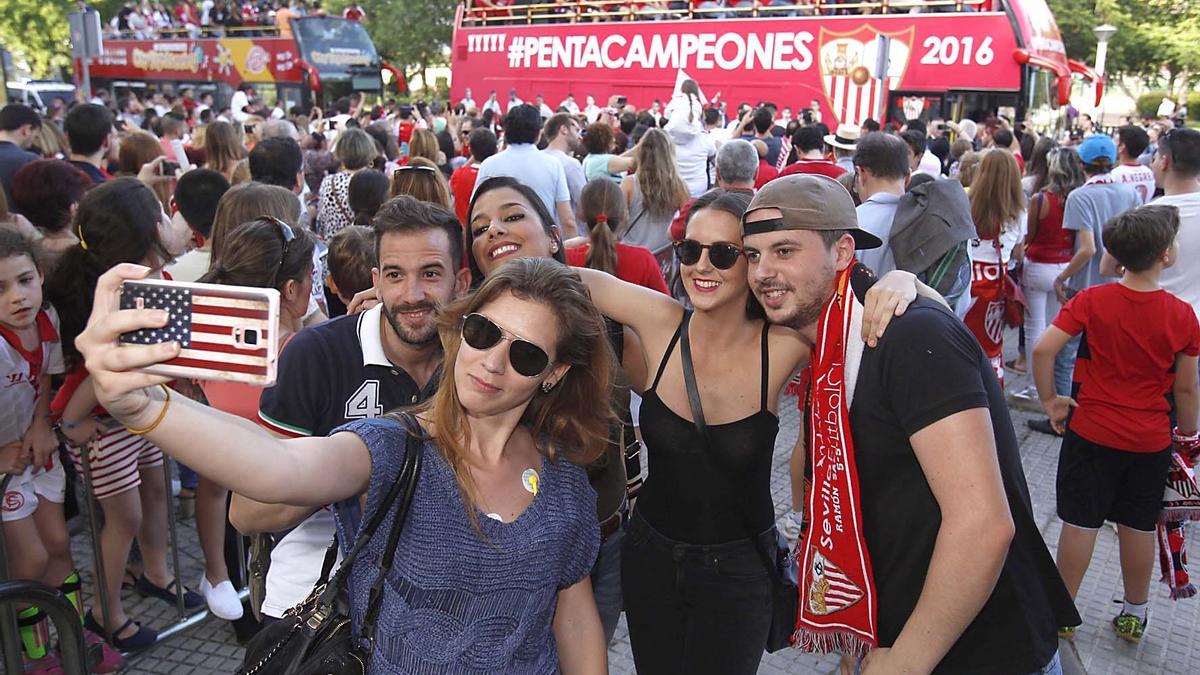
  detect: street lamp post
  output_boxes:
[1092,24,1117,122]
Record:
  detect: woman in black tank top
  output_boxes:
[575,190,940,674]
[466,176,643,645]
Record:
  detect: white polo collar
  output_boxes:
[357,303,391,368]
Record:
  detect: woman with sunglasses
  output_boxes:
[571,189,940,673]
[390,156,453,211]
[466,176,645,644]
[74,257,614,673]
[188,217,315,621]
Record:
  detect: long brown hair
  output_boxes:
[202,120,246,179]
[390,156,452,209]
[633,128,688,219]
[208,182,301,262]
[407,129,440,164]
[406,257,616,528]
[118,131,170,209]
[970,150,1026,239]
[577,177,625,275]
[200,217,316,291]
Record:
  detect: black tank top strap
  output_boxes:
[759,321,770,411]
[649,310,689,394]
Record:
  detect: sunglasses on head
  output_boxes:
[260,215,295,287]
[673,239,744,270]
[393,165,438,177]
[461,313,552,377]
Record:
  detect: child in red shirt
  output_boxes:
[1033,204,1200,644]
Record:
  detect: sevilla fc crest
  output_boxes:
[807,551,865,616]
[818,26,913,127]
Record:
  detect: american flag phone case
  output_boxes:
[118,279,281,386]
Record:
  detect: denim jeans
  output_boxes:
[621,512,772,675]
[178,461,199,491]
[1054,334,1080,397]
[590,527,624,645]
[1033,650,1063,675]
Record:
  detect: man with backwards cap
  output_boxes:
[740,174,1079,673]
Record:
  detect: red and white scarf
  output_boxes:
[795,265,878,656]
[1158,448,1200,599]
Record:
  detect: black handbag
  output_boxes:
[678,311,800,653]
[238,419,423,675]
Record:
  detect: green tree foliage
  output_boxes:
[323,0,458,87]
[0,0,125,78]
[0,0,74,77]
[1047,0,1200,92]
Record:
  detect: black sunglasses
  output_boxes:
[673,239,744,270]
[461,313,551,377]
[260,215,295,287]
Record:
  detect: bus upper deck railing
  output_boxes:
[102,0,993,39]
[461,0,993,25]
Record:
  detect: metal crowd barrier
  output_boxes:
[0,580,90,675]
[71,441,250,648]
[1,441,250,662]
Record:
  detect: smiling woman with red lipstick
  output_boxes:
[466,175,647,644]
[572,188,945,673]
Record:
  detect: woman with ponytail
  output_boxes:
[568,178,668,293]
[44,178,195,652]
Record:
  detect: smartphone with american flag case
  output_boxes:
[118,278,281,386]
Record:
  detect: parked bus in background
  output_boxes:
[451,0,1099,133]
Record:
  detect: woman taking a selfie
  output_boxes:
[75,256,612,673]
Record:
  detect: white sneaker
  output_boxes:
[199,577,244,620]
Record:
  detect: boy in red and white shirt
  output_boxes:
[1033,204,1200,643]
[1111,125,1157,205]
[0,230,122,672]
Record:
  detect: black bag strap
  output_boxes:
[678,314,785,586]
[359,425,423,650]
[316,415,421,608]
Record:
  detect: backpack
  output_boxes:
[889,178,976,305]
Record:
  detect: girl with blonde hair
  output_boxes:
[201,120,250,184]
[390,156,452,210]
[619,128,688,253]
[965,149,1027,382]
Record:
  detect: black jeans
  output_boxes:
[621,511,772,675]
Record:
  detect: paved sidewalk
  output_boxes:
[39,379,1200,674]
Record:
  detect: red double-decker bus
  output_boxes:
[450,0,1099,130]
[76,16,397,112]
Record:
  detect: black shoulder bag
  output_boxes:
[238,418,424,675]
[678,312,799,653]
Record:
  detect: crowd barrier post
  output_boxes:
[0,579,90,675]
[0,474,26,675]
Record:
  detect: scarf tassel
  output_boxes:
[792,628,873,660]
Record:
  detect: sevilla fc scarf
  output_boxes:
[795,265,878,656]
[1158,449,1200,599]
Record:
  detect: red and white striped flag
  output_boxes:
[119,282,275,383]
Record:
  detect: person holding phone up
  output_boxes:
[74,257,612,673]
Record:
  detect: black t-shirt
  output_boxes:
[258,304,438,438]
[843,292,1079,673]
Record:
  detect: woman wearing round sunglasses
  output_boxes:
[466,176,646,644]
[571,189,941,673]
[73,257,615,673]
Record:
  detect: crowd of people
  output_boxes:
[98,0,364,40]
[464,0,996,23]
[0,76,1197,675]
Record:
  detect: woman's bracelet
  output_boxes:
[125,385,172,435]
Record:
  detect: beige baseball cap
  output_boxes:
[743,174,882,250]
